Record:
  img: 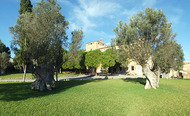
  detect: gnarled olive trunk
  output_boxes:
[142,65,157,89]
[154,67,161,88]
[31,64,55,91]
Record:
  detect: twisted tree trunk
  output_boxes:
[142,64,157,89]
[154,67,161,88]
[31,64,56,91]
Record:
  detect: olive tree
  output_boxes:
[113,8,184,89]
[10,0,69,91]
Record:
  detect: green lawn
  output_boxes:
[0,79,190,115]
[0,73,33,79]
[0,73,81,79]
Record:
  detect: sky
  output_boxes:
[0,0,190,61]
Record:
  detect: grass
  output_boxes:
[0,79,190,116]
[0,73,33,79]
[0,73,81,79]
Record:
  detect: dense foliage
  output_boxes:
[101,49,117,71]
[62,29,84,71]
[19,0,33,14]
[0,40,10,74]
[0,40,10,54]
[0,52,10,72]
[10,0,68,66]
[85,49,102,69]
[11,0,33,81]
[10,0,69,90]
[113,8,184,89]
[62,50,85,70]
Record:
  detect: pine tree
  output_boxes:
[19,0,33,15]
[13,0,33,82]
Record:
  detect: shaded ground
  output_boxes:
[122,78,146,85]
[0,79,103,101]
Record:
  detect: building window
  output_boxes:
[131,66,134,71]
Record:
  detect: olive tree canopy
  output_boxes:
[113,8,184,89]
[10,0,69,91]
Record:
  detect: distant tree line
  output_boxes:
[62,48,118,76]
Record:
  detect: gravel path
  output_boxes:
[0,75,145,82]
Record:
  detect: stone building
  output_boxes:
[182,62,190,79]
[164,62,190,79]
[86,40,106,51]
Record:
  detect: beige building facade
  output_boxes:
[127,61,143,75]
[182,62,190,79]
[86,40,106,51]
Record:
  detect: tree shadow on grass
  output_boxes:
[0,79,104,101]
[122,78,146,85]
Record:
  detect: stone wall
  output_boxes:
[127,61,143,75]
[183,62,190,79]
